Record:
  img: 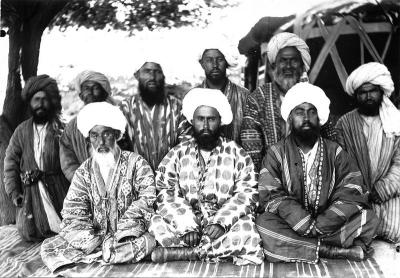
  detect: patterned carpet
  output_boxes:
[0,225,391,277]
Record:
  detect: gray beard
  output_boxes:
[92,145,118,182]
[273,71,299,93]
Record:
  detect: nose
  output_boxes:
[203,119,209,129]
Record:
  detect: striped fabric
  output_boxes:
[120,93,182,171]
[0,225,387,277]
[336,110,400,244]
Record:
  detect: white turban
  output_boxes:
[77,102,126,139]
[74,70,112,96]
[182,88,233,125]
[267,32,311,72]
[281,83,330,125]
[346,62,400,137]
[198,46,236,67]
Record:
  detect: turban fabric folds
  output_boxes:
[22,75,59,102]
[77,102,126,139]
[198,46,236,67]
[281,82,330,125]
[346,62,400,137]
[182,88,233,126]
[74,70,112,97]
[267,32,311,72]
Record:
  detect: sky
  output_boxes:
[0,0,337,114]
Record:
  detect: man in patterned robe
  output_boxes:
[240,32,335,171]
[256,83,378,263]
[41,102,156,272]
[4,75,69,242]
[120,61,181,171]
[178,47,249,144]
[149,88,264,265]
[336,63,400,246]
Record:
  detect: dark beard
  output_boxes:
[32,108,51,124]
[358,102,380,116]
[291,122,320,143]
[193,128,221,151]
[139,83,165,106]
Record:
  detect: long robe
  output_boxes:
[256,135,378,263]
[4,118,69,242]
[41,150,156,272]
[240,82,336,171]
[178,79,249,145]
[120,93,182,171]
[149,137,264,265]
[336,109,400,243]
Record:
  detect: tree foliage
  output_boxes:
[49,0,237,33]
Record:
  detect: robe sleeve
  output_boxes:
[209,147,258,231]
[315,147,369,235]
[259,145,315,236]
[59,166,103,254]
[373,143,400,202]
[4,126,23,202]
[116,155,156,240]
[176,116,193,143]
[240,89,265,172]
[155,148,199,235]
[59,120,81,182]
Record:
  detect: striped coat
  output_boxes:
[336,109,400,244]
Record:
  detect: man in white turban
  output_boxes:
[120,60,182,171]
[41,102,156,272]
[60,70,132,181]
[178,46,249,144]
[256,83,378,263]
[149,88,264,265]
[241,32,335,171]
[336,62,400,247]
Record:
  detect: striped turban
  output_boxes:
[346,62,400,137]
[267,32,311,72]
[74,70,112,98]
[22,75,59,102]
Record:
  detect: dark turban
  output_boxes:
[22,74,61,113]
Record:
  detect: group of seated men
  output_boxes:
[3,31,400,272]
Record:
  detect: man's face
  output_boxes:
[290,102,320,140]
[355,83,383,116]
[137,62,165,94]
[89,125,119,154]
[200,49,227,83]
[80,80,108,105]
[272,46,303,92]
[192,105,221,151]
[30,91,52,124]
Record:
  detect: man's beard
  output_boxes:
[32,108,51,124]
[139,82,165,106]
[358,101,381,116]
[92,143,118,170]
[273,69,301,93]
[205,69,226,84]
[193,128,221,151]
[291,121,320,142]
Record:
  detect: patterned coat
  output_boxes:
[4,118,69,241]
[41,150,156,272]
[120,93,182,171]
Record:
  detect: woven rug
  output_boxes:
[0,225,387,277]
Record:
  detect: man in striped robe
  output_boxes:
[178,46,249,145]
[336,63,400,247]
[120,61,181,171]
[256,83,378,263]
[41,102,156,272]
[240,32,335,171]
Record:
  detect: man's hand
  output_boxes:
[369,188,382,204]
[182,231,200,247]
[13,194,23,207]
[204,224,224,240]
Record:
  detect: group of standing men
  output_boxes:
[3,31,400,272]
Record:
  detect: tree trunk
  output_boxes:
[0,0,68,225]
